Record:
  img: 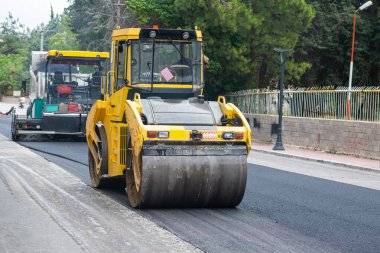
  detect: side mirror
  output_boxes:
[118,44,124,53]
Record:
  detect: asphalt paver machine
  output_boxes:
[86,27,251,208]
[12,50,109,140]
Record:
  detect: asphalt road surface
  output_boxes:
[1,115,379,252]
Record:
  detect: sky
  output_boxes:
[0,0,70,29]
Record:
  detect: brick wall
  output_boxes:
[245,114,380,159]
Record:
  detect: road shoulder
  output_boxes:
[0,133,200,253]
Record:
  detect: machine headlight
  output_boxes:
[149,31,157,38]
[222,132,235,139]
[158,131,169,138]
[147,131,170,138]
[182,32,189,39]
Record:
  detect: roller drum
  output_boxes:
[139,155,247,208]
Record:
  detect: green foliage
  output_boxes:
[0,54,25,93]
[172,0,255,97]
[0,13,28,94]
[296,0,379,86]
[128,0,314,97]
[66,0,112,51]
[0,0,378,98]
[0,13,27,55]
[251,0,315,88]
[48,17,80,50]
[128,0,174,25]
[67,0,135,51]
[285,60,312,86]
[129,0,256,97]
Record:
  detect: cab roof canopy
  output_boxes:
[112,27,202,41]
[46,50,110,59]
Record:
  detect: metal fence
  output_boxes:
[226,86,380,122]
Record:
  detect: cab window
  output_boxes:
[116,40,127,91]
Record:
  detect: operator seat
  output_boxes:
[53,71,64,83]
[91,71,102,86]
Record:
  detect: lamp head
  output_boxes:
[274,48,293,53]
[358,1,373,11]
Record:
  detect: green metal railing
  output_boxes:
[226,86,380,122]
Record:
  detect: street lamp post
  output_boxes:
[273,48,292,151]
[346,1,373,120]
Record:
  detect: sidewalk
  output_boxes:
[0,101,16,114]
[251,142,380,174]
[0,101,27,116]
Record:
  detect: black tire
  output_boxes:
[126,153,142,208]
[11,133,19,141]
[11,122,19,141]
[88,125,108,188]
[125,130,142,208]
[88,149,104,188]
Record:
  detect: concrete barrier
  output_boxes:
[245,114,380,160]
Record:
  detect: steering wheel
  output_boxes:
[168,64,191,80]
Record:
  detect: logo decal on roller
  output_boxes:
[202,131,217,140]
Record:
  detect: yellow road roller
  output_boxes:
[86,27,251,208]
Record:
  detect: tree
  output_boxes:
[0,13,28,94]
[67,0,136,51]
[48,17,80,50]
[249,0,314,88]
[129,0,314,97]
[0,13,27,55]
[0,54,25,94]
[50,4,55,20]
[295,0,379,87]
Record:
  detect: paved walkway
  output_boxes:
[0,102,15,114]
[0,101,27,116]
[251,142,380,173]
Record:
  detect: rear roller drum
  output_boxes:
[88,125,108,188]
[126,154,142,208]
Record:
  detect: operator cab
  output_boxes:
[109,28,204,100]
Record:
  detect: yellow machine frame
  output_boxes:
[46,50,110,59]
[86,27,251,207]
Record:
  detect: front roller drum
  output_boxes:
[127,155,247,208]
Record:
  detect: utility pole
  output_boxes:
[114,0,125,28]
[273,48,292,151]
[40,31,44,51]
